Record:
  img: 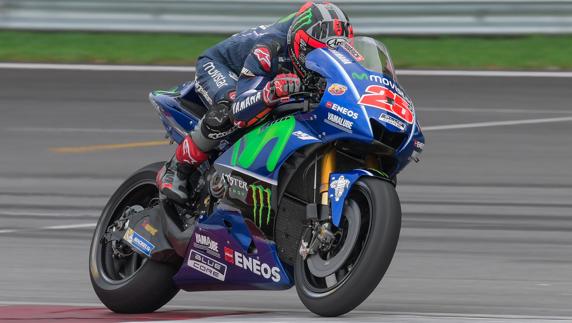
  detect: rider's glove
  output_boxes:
[263,73,301,105]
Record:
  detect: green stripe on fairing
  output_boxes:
[231,116,295,172]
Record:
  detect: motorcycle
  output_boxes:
[89,36,424,317]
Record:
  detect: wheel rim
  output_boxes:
[300,186,373,295]
[96,181,158,284]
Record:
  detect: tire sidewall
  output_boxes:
[89,162,180,313]
[294,178,402,316]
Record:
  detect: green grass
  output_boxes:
[1,30,571,69]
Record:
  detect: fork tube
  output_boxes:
[320,147,336,206]
[365,154,378,169]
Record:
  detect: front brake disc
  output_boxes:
[306,199,361,278]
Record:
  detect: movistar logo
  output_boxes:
[292,9,313,31]
[250,185,271,227]
[351,72,368,80]
[231,116,295,172]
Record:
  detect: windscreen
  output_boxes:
[352,36,397,81]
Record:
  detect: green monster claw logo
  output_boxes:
[292,9,313,31]
[231,116,296,172]
[250,185,272,227]
[351,72,368,80]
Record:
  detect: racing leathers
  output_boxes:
[158,14,300,203]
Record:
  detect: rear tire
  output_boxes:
[89,162,180,313]
[295,178,401,317]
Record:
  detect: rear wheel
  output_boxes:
[295,178,401,317]
[89,162,180,313]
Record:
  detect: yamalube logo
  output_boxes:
[195,233,219,253]
[330,175,350,202]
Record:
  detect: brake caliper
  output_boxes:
[299,222,336,260]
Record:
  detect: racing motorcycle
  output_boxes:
[89,36,424,317]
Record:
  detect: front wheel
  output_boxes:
[89,162,180,313]
[294,178,401,317]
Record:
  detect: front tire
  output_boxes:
[295,178,401,317]
[89,162,180,313]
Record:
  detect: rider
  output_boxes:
[157,1,354,204]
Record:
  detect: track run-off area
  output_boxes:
[0,64,571,322]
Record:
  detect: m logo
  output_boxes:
[231,116,295,172]
[351,72,368,80]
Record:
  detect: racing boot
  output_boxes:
[157,135,209,204]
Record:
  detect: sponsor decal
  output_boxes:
[207,126,237,140]
[358,85,413,124]
[330,175,350,202]
[291,8,313,31]
[228,90,236,101]
[202,61,228,89]
[330,49,351,64]
[188,250,227,281]
[351,73,407,99]
[326,37,346,48]
[123,228,155,256]
[328,83,347,96]
[240,67,255,77]
[223,246,281,283]
[250,185,272,227]
[410,140,424,162]
[253,47,272,72]
[379,113,406,131]
[141,219,158,236]
[231,116,295,172]
[340,42,364,62]
[194,81,213,105]
[194,233,219,255]
[292,130,318,141]
[351,72,368,80]
[229,71,239,81]
[325,112,353,133]
[224,246,235,264]
[223,173,248,199]
[326,101,358,120]
[232,92,261,114]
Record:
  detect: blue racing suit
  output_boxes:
[191,14,296,151]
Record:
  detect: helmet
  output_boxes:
[287,1,354,79]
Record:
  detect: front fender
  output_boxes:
[328,169,393,227]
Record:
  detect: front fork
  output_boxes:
[300,148,376,259]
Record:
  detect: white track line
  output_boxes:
[0,63,196,72]
[1,62,572,78]
[423,116,572,131]
[0,223,96,235]
[0,300,570,321]
[398,69,572,78]
[4,127,165,134]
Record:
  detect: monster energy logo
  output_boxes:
[292,9,313,31]
[250,185,271,227]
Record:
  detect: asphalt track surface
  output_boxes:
[0,67,571,322]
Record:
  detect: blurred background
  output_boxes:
[0,1,571,322]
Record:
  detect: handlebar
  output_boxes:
[271,91,319,115]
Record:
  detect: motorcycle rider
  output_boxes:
[157,1,354,204]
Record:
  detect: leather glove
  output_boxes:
[270,73,301,98]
